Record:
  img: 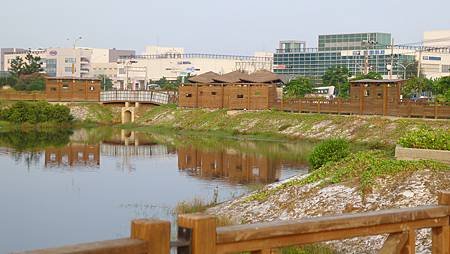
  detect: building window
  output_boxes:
[65,58,76,64]
[377,93,382,98]
[211,92,217,95]
[364,89,370,97]
[62,83,69,89]
[237,94,244,99]
[186,93,192,97]
[50,87,57,91]
[442,65,450,73]
[64,67,73,73]
[89,86,95,91]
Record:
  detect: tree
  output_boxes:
[98,74,113,90]
[352,71,383,81]
[284,76,313,98]
[9,50,43,77]
[402,77,433,99]
[433,76,450,102]
[322,66,350,97]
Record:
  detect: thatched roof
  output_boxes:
[188,71,220,83]
[240,70,283,84]
[212,71,252,83]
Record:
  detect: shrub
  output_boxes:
[0,101,73,124]
[308,139,350,169]
[398,128,449,151]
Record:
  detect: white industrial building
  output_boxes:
[114,46,273,90]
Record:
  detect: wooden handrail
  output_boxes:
[216,205,449,244]
[15,238,148,254]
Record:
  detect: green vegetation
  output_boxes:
[399,128,450,151]
[284,77,313,98]
[322,66,350,98]
[308,139,350,169]
[5,50,46,91]
[352,71,383,80]
[0,128,72,151]
[402,76,450,102]
[98,74,113,91]
[248,151,449,202]
[0,101,73,124]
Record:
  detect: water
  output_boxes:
[0,127,312,253]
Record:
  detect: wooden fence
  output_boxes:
[16,192,450,254]
[276,98,450,119]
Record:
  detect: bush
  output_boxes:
[308,139,350,169]
[0,101,73,124]
[398,128,449,151]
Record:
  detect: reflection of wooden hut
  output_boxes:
[45,144,100,167]
[45,77,101,102]
[178,70,282,110]
[177,147,280,184]
[349,79,404,115]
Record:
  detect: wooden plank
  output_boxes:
[178,213,216,254]
[131,219,170,254]
[432,224,450,254]
[15,238,147,254]
[216,218,446,254]
[217,206,449,244]
[379,232,409,254]
[403,229,416,254]
[438,192,450,205]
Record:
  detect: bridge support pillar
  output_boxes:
[121,106,136,124]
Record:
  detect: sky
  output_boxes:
[1,0,449,55]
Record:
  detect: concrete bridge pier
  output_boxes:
[121,102,140,124]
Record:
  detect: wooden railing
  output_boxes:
[275,98,450,119]
[16,192,450,254]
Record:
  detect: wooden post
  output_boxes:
[317,101,321,113]
[281,97,284,111]
[338,98,341,115]
[434,100,438,119]
[298,99,302,113]
[383,85,388,116]
[247,85,251,110]
[178,214,217,254]
[131,219,170,254]
[433,192,450,254]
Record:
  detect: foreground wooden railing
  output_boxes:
[17,192,450,254]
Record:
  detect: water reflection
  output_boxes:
[0,127,312,253]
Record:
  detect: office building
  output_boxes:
[274,32,415,81]
[2,48,135,79]
[419,30,450,79]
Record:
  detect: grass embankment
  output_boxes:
[399,128,450,151]
[248,150,450,202]
[135,105,449,146]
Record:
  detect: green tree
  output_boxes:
[402,77,433,99]
[433,76,450,102]
[284,76,313,98]
[9,50,43,77]
[98,74,113,90]
[352,71,383,80]
[322,66,350,97]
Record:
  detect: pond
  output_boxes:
[0,127,313,253]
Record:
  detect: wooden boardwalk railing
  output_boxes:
[16,192,450,254]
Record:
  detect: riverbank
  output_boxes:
[207,151,450,253]
[134,105,449,146]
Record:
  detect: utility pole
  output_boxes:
[362,40,377,75]
[67,36,82,78]
[417,47,422,78]
[389,38,394,79]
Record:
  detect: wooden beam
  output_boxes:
[131,219,170,254]
[379,231,410,254]
[178,214,217,254]
[216,206,449,244]
[15,238,147,254]
[216,218,446,254]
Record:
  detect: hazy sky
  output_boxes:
[1,0,449,55]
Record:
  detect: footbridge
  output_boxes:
[100,90,177,105]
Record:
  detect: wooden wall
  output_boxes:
[178,84,277,110]
[46,78,101,102]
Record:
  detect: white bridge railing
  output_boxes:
[100,90,175,104]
